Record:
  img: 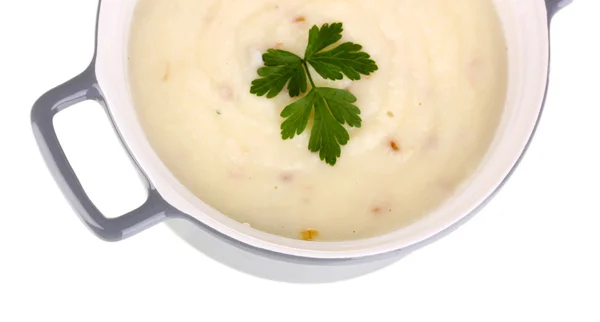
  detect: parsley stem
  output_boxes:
[303,61,316,89]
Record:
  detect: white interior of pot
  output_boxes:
[95,0,550,259]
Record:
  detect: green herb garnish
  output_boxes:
[250,22,378,166]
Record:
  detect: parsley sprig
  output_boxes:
[250,22,378,166]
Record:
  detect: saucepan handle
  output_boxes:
[546,0,573,19]
[30,63,173,242]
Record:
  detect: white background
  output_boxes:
[1,1,599,321]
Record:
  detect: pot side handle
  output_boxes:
[546,0,573,19]
[30,64,173,242]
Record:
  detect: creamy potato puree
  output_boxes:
[128,0,508,241]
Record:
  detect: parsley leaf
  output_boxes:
[250,49,308,98]
[304,23,344,57]
[280,88,361,165]
[250,22,378,166]
[303,23,378,81]
[309,97,350,166]
[307,42,378,81]
[280,91,315,140]
[315,87,362,128]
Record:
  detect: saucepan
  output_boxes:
[31,0,572,265]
